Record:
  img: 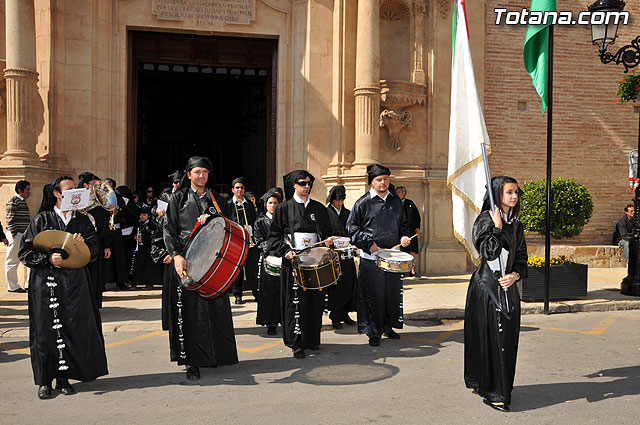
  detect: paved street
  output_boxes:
[1,289,639,424]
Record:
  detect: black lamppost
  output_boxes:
[588,0,640,296]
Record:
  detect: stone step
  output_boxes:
[527,244,625,268]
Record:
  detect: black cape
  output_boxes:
[163,186,238,366]
[20,210,108,385]
[464,211,528,405]
[326,205,356,319]
[267,197,332,350]
[254,213,280,326]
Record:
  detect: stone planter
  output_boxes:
[518,263,588,302]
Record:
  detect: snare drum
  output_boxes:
[264,255,282,276]
[335,246,358,260]
[292,247,342,291]
[375,249,414,273]
[180,216,249,298]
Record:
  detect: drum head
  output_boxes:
[265,256,282,267]
[377,249,413,262]
[184,217,226,281]
[294,247,335,268]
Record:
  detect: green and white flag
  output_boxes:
[447,0,489,261]
[523,0,556,113]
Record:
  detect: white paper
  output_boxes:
[60,188,90,211]
[156,199,168,213]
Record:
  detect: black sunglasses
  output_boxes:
[295,180,312,187]
[234,186,245,190]
[147,190,154,193]
[173,180,180,184]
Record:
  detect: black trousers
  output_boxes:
[357,258,403,338]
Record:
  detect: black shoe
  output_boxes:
[368,336,381,347]
[37,384,52,399]
[483,398,510,412]
[308,344,320,351]
[186,366,200,381]
[234,297,244,305]
[342,315,356,326]
[8,287,26,293]
[384,329,401,339]
[55,378,76,395]
[293,348,305,359]
[267,326,277,335]
[332,320,343,330]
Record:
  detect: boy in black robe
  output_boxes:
[326,185,357,329]
[20,176,108,399]
[163,156,238,380]
[223,177,258,304]
[131,207,161,288]
[346,164,411,347]
[267,170,332,359]
[254,189,282,335]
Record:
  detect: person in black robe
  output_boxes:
[395,185,421,276]
[150,179,178,332]
[163,156,238,380]
[131,207,162,288]
[78,172,113,308]
[116,185,139,284]
[346,164,411,347]
[326,185,357,329]
[20,176,108,399]
[104,178,135,290]
[254,189,282,335]
[267,170,332,359]
[222,177,258,304]
[464,176,528,412]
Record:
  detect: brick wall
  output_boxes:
[483,0,640,245]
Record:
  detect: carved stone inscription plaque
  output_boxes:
[153,0,256,26]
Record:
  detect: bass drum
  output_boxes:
[181,216,249,298]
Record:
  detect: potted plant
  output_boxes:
[616,71,640,104]
[518,178,593,301]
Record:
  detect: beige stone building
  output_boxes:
[1,0,639,284]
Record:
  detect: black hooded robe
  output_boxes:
[326,205,357,321]
[20,211,108,385]
[464,211,527,406]
[267,198,332,350]
[346,191,410,338]
[254,212,280,326]
[163,187,238,367]
[131,219,162,287]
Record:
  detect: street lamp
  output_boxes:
[588,0,640,296]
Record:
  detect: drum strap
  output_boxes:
[208,190,222,214]
[287,200,296,250]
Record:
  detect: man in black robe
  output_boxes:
[131,207,162,288]
[267,170,332,359]
[20,176,108,399]
[223,177,257,304]
[163,156,238,380]
[78,172,113,308]
[346,164,411,347]
[395,185,421,276]
[104,178,135,290]
[116,185,139,283]
[326,185,357,329]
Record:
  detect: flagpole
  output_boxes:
[481,142,509,312]
[543,24,554,315]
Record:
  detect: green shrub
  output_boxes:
[520,177,593,239]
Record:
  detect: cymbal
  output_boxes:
[33,230,91,269]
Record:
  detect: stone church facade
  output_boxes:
[1,0,639,280]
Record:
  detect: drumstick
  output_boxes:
[390,233,418,250]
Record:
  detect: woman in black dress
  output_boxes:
[464,176,527,412]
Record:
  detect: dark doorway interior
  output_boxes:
[129,31,277,196]
[136,64,268,194]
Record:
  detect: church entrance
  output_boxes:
[128,31,277,195]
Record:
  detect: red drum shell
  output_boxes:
[182,216,249,299]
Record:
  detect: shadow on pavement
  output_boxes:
[512,365,640,411]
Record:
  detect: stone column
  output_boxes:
[353,0,380,169]
[412,2,426,84]
[3,0,40,163]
